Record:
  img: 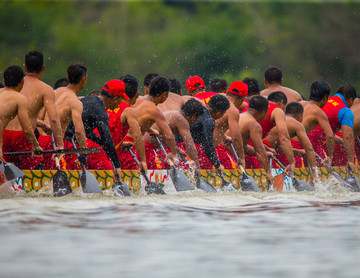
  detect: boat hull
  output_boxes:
[2,166,359,194]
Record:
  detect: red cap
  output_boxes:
[102,80,129,100]
[228,81,248,96]
[186,76,205,91]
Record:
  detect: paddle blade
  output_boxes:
[292,178,315,192]
[145,182,166,195]
[80,170,103,193]
[240,174,260,192]
[220,180,237,192]
[195,174,217,193]
[3,162,25,181]
[327,168,354,191]
[53,170,72,197]
[345,174,360,192]
[112,180,131,196]
[169,167,194,191]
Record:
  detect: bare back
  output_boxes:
[134,96,164,134]
[239,113,260,146]
[0,88,28,131]
[261,84,302,103]
[48,87,83,135]
[300,100,328,134]
[158,93,186,112]
[6,76,55,131]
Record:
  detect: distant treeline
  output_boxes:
[1,1,360,97]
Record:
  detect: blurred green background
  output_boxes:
[1,0,360,97]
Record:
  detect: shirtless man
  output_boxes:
[266,102,317,183]
[144,99,203,175]
[39,63,88,169]
[239,96,273,184]
[118,76,178,169]
[256,91,295,175]
[260,66,302,104]
[214,81,247,168]
[300,81,335,166]
[87,75,147,173]
[238,77,261,113]
[209,78,228,94]
[4,51,63,169]
[0,66,42,159]
[143,73,159,95]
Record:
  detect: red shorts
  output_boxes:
[196,143,215,169]
[86,139,113,170]
[331,133,347,166]
[355,136,360,165]
[216,144,236,169]
[308,128,327,166]
[2,129,43,169]
[39,135,81,170]
[276,139,305,168]
[245,140,277,169]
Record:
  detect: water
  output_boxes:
[1,181,360,278]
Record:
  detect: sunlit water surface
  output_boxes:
[1,179,360,278]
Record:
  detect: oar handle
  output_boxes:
[153,134,174,167]
[179,153,194,171]
[70,138,80,159]
[51,133,61,170]
[128,148,150,183]
[229,142,239,161]
[218,170,226,182]
[273,156,294,179]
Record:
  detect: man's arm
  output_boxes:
[123,108,147,173]
[71,100,87,149]
[176,117,201,171]
[273,108,295,174]
[43,87,64,149]
[154,109,178,157]
[295,123,317,182]
[227,109,245,167]
[249,123,273,183]
[316,109,335,162]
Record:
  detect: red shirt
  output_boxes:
[108,101,132,149]
[321,95,348,133]
[258,102,278,139]
[193,91,218,104]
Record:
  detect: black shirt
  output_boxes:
[65,96,121,168]
[176,106,220,168]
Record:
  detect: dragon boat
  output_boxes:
[2,166,359,194]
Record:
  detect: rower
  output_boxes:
[300,81,335,166]
[39,63,88,170]
[265,102,318,183]
[0,65,42,159]
[116,76,178,170]
[3,51,63,169]
[86,75,147,174]
[308,84,356,171]
[239,96,273,184]
[144,98,204,176]
[65,79,126,178]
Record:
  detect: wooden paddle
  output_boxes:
[153,135,194,192]
[127,147,165,195]
[51,134,72,197]
[273,156,315,192]
[0,157,25,181]
[178,154,217,193]
[70,138,103,194]
[229,142,260,192]
[4,147,102,156]
[314,151,359,192]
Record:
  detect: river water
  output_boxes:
[1,179,360,278]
